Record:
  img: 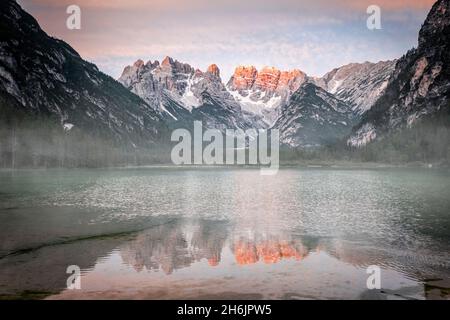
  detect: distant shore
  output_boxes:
[1,161,449,171]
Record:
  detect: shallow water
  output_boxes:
[0,167,449,299]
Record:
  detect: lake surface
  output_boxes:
[0,167,449,299]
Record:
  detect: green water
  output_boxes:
[0,167,449,299]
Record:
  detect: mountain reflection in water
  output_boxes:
[52,218,447,299]
[118,220,311,274]
[1,168,449,299]
[0,216,448,300]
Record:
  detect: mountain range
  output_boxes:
[118,56,397,147]
[348,0,450,147]
[0,0,449,166]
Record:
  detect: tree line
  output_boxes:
[1,100,449,168]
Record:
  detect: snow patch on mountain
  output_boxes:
[313,61,396,115]
[179,76,202,111]
[228,88,282,125]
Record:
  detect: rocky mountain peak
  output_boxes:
[156,56,194,75]
[348,0,450,147]
[117,56,265,132]
[229,66,258,90]
[225,65,308,126]
[278,69,307,91]
[133,59,145,68]
[273,82,355,147]
[228,65,307,95]
[146,60,159,68]
[206,64,220,78]
[254,66,281,91]
[0,0,166,151]
[312,60,396,115]
[161,56,174,66]
[418,0,450,49]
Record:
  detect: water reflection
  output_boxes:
[0,217,449,299]
[1,168,449,299]
[119,220,228,274]
[118,219,309,274]
[232,238,307,265]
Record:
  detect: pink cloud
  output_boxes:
[18,0,435,80]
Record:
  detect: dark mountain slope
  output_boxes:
[273,83,355,147]
[0,0,169,167]
[348,0,450,147]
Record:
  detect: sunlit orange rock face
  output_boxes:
[231,66,258,90]
[206,64,220,78]
[229,65,307,96]
[233,239,306,265]
[278,69,307,91]
[161,55,174,67]
[255,67,281,91]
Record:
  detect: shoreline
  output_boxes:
[0,162,449,172]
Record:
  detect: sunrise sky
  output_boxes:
[18,0,436,81]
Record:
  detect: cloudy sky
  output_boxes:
[18,0,435,81]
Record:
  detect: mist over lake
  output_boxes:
[1,167,449,299]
